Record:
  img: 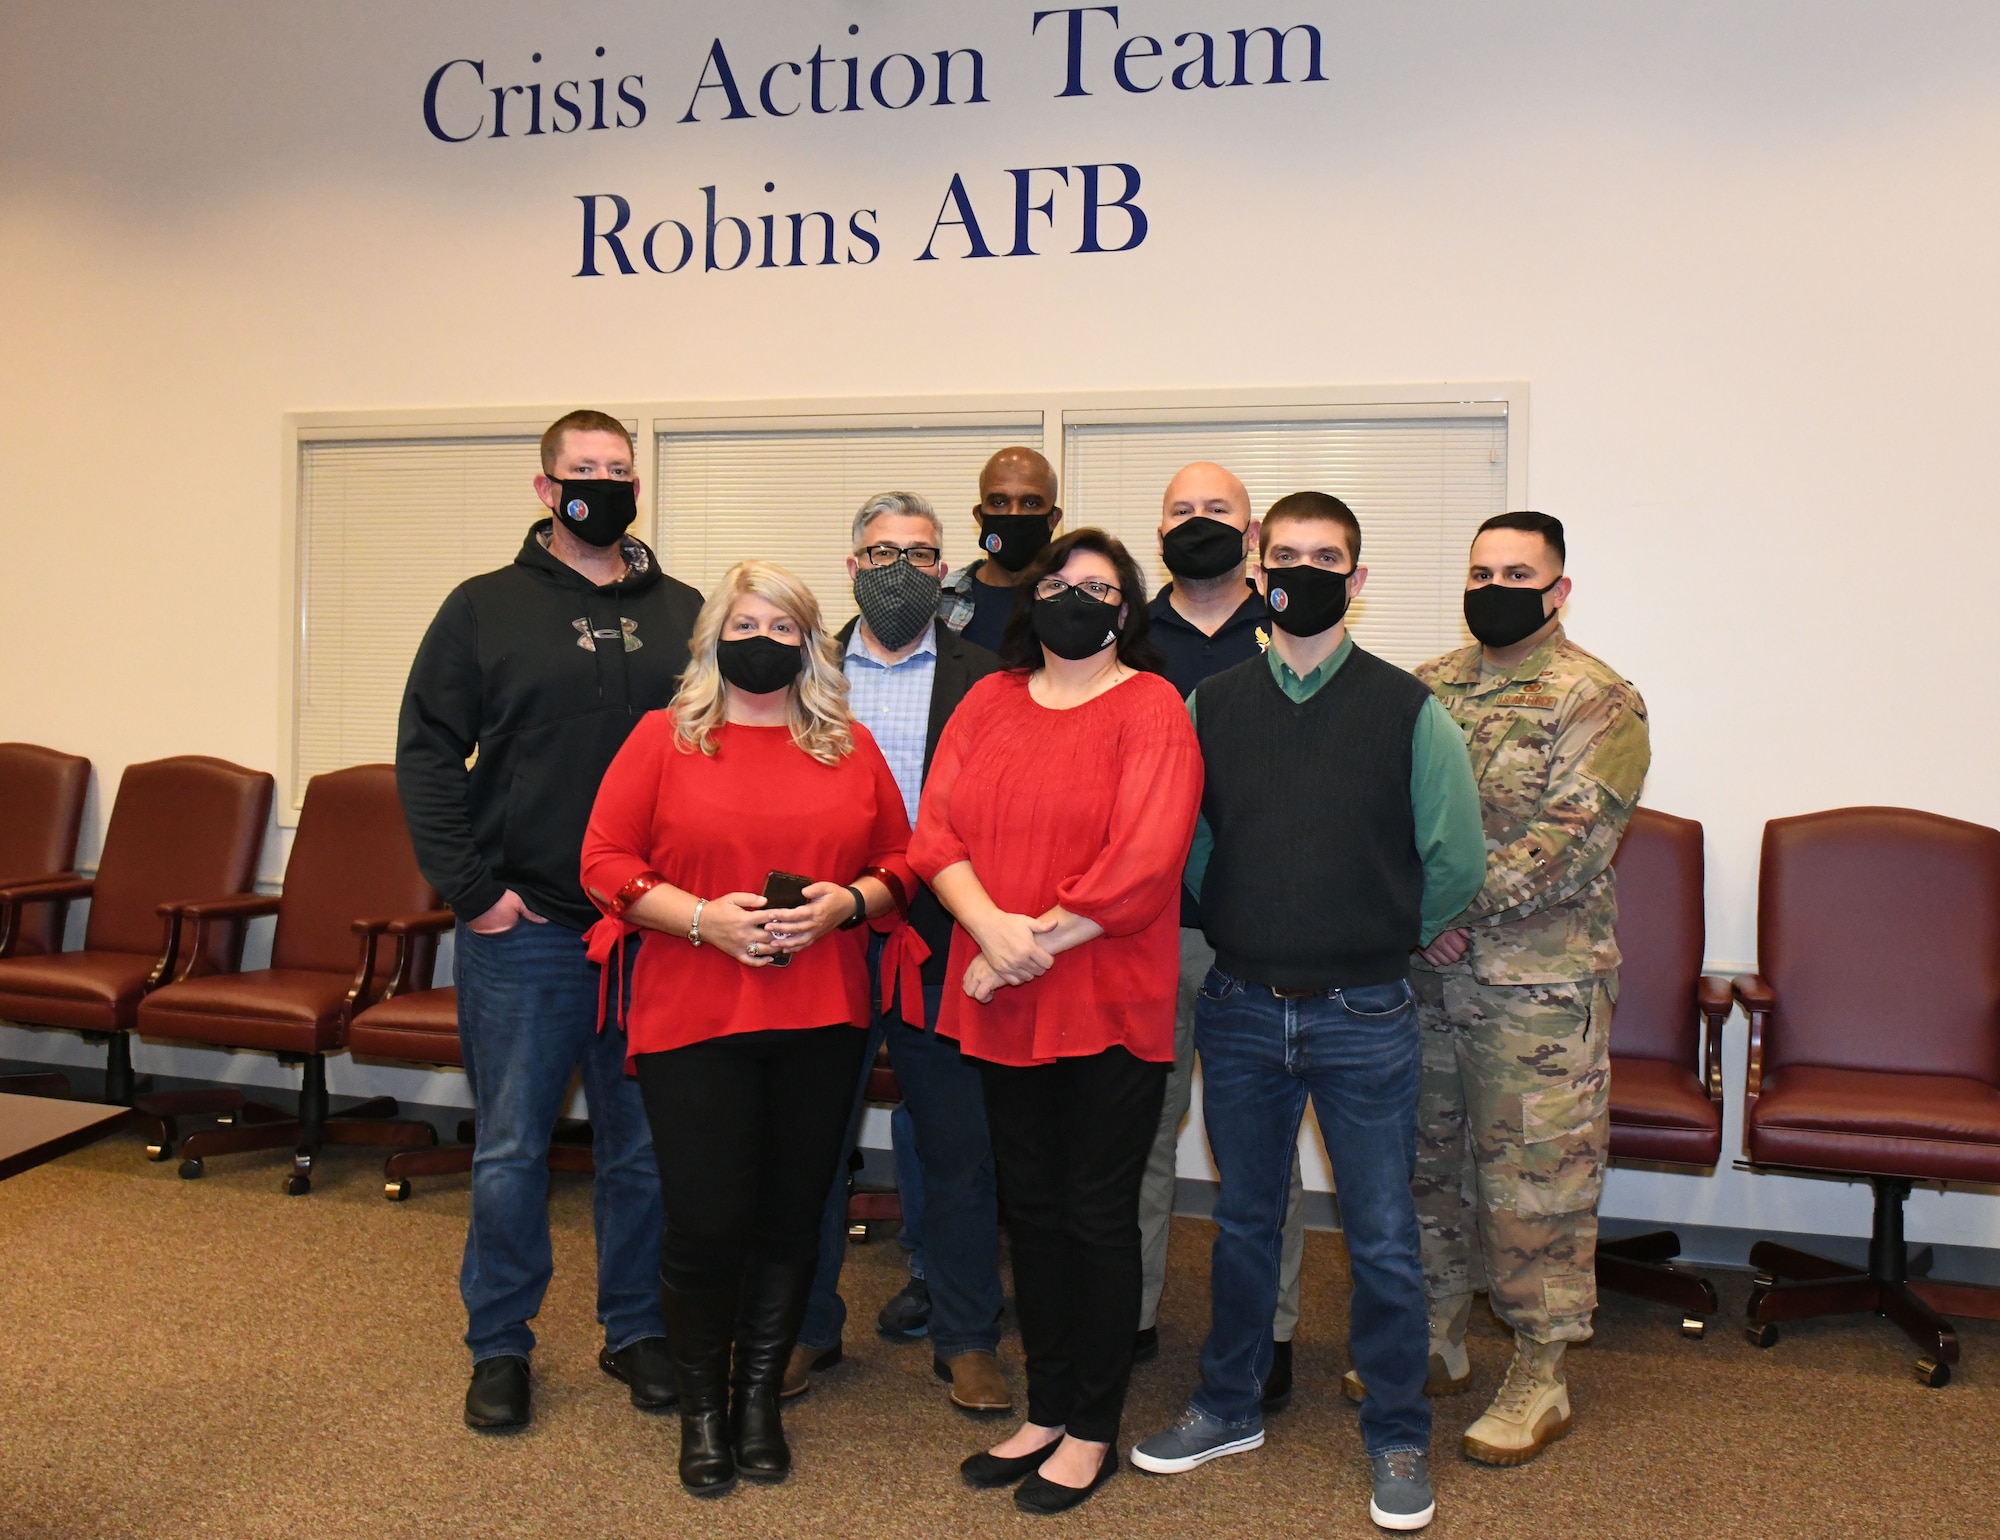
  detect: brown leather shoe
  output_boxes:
[932,1350,1012,1414]
[780,1342,841,1400]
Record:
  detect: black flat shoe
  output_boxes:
[464,1355,531,1431]
[1014,1445,1118,1514]
[601,1337,677,1411]
[961,1440,1060,1489]
[1131,1326,1160,1363]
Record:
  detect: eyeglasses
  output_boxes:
[1034,576,1122,603]
[857,543,943,571]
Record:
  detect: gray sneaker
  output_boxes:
[1368,1449,1436,1531]
[1129,1404,1264,1474]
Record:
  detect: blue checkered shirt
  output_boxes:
[843,623,938,827]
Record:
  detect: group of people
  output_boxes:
[395,409,1650,1531]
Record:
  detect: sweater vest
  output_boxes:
[1194,648,1431,989]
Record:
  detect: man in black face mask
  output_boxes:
[397,410,702,1434]
[1404,511,1650,1467]
[787,492,1011,1419]
[938,446,1062,654]
[1132,492,1484,1534]
[1135,462,1309,1408]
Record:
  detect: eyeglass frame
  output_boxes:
[855,542,944,571]
[1033,575,1123,603]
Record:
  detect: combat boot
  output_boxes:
[1340,1292,1475,1404]
[1461,1337,1570,1466]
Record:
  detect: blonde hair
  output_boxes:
[672,561,855,766]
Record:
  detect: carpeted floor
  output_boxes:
[4,1128,1998,1539]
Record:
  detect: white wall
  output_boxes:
[4,2,1998,1243]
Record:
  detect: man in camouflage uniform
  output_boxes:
[1401,510,1649,1466]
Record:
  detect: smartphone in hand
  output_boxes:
[760,870,812,968]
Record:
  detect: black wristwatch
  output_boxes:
[838,884,868,930]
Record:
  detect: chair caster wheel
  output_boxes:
[285,1173,312,1196]
[146,1142,172,1162]
[385,1179,411,1202]
[1745,1322,1778,1348]
[1681,1317,1706,1339]
[1915,1357,1951,1388]
[177,1158,204,1180]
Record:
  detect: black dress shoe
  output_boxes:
[464,1355,531,1431]
[961,1440,1060,1489]
[1262,1339,1294,1413]
[601,1337,677,1411]
[876,1276,932,1339]
[1014,1444,1118,1515]
[1132,1325,1160,1363]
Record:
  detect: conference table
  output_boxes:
[0,1092,133,1181]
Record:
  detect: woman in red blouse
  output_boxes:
[581,560,913,1498]
[909,528,1203,1515]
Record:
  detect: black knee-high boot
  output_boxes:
[731,1261,814,1482]
[663,1282,739,1497]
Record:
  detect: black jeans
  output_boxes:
[979,1045,1168,1444]
[636,1026,869,1294]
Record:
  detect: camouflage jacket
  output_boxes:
[1412,626,1650,986]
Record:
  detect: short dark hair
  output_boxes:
[998,527,1167,676]
[1475,510,1565,567]
[541,409,635,475]
[1259,491,1362,564]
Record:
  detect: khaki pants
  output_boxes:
[1137,928,1306,1338]
[1411,969,1612,1344]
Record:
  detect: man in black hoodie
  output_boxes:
[397,410,702,1432]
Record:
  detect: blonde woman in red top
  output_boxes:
[581,560,913,1499]
[909,528,1203,1516]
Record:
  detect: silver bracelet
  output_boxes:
[688,898,706,948]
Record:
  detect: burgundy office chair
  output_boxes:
[1736,807,2000,1387]
[845,1044,904,1240]
[134,765,439,1194]
[1599,807,1734,1334]
[347,943,596,1202]
[0,742,92,959]
[0,756,272,1104]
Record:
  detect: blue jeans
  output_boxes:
[797,948,1003,1359]
[455,920,664,1365]
[891,1101,927,1277]
[1194,968,1431,1456]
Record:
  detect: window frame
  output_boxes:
[278,383,1526,822]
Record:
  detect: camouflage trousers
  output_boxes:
[1411,971,1613,1344]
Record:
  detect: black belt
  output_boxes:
[1267,984,1331,999]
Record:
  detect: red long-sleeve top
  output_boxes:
[580,713,914,1056]
[907,670,1203,1068]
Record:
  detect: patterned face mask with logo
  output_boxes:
[1031,586,1123,660]
[1263,563,1352,637]
[977,513,1053,573]
[553,477,637,548]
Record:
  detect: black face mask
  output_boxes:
[1263,564,1352,637]
[1463,580,1559,648]
[978,513,1054,574]
[552,477,637,549]
[1161,515,1248,580]
[852,560,941,653]
[716,634,804,694]
[1031,587,1123,661]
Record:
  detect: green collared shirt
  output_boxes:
[1184,636,1487,945]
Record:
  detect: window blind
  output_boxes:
[294,436,544,804]
[1063,415,1509,669]
[654,422,1044,632]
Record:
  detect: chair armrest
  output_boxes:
[150,892,280,986]
[345,909,453,1009]
[0,873,90,959]
[1733,972,1775,1157]
[1697,975,1733,1101]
